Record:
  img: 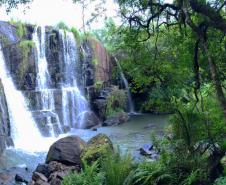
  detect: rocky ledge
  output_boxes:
[29,134,113,185]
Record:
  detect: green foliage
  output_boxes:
[0,0,32,12]
[17,40,34,82]
[81,134,113,165]
[94,80,103,90]
[56,21,70,31]
[10,19,26,39]
[106,87,127,117]
[170,84,225,149]
[92,58,98,66]
[214,177,226,185]
[71,27,81,42]
[61,160,104,185]
[101,151,133,185]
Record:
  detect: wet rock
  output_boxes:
[32,110,61,137]
[139,143,153,156]
[49,176,61,185]
[103,112,129,126]
[0,172,15,185]
[0,79,12,155]
[32,172,48,182]
[144,123,157,129]
[46,136,86,166]
[48,161,79,174]
[81,133,114,164]
[92,127,98,131]
[62,126,70,133]
[0,167,32,185]
[35,164,50,178]
[93,99,107,121]
[31,161,79,185]
[15,173,28,183]
[34,181,50,185]
[77,111,101,129]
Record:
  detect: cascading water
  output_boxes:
[0,45,45,151]
[115,57,135,113]
[33,26,61,136]
[59,30,89,128]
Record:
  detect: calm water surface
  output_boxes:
[0,114,169,171]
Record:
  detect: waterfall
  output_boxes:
[0,45,45,151]
[115,57,135,113]
[33,26,61,136]
[59,30,89,128]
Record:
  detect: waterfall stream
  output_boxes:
[0,45,45,151]
[115,57,135,113]
[33,27,61,136]
[60,30,89,128]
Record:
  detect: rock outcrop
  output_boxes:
[103,112,129,126]
[0,79,12,154]
[77,111,101,129]
[46,136,86,166]
[30,134,114,185]
[81,39,113,87]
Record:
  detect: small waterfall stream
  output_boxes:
[115,57,135,113]
[60,30,89,128]
[0,45,44,151]
[33,26,61,136]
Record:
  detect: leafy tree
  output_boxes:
[0,0,32,12]
[115,0,226,118]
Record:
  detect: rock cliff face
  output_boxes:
[0,21,36,90]
[0,79,12,155]
[0,21,116,142]
[81,39,113,87]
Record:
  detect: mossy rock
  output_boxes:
[81,133,114,164]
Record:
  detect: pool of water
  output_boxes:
[0,114,169,171]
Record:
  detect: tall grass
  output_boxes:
[101,151,133,185]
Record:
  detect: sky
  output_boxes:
[0,0,119,30]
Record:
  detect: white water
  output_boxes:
[115,57,135,113]
[33,27,61,135]
[60,30,89,128]
[0,46,51,151]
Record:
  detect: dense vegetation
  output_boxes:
[75,0,226,184]
[1,0,225,184]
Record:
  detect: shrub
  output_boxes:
[71,27,81,43]
[10,19,26,39]
[61,160,104,185]
[214,177,226,185]
[101,151,133,185]
[56,21,70,31]
[106,87,127,117]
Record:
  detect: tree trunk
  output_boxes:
[203,42,226,118]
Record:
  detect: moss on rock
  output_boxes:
[81,133,114,164]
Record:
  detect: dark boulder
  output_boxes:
[77,111,101,129]
[46,136,86,166]
[103,112,129,126]
[139,143,153,156]
[15,173,29,183]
